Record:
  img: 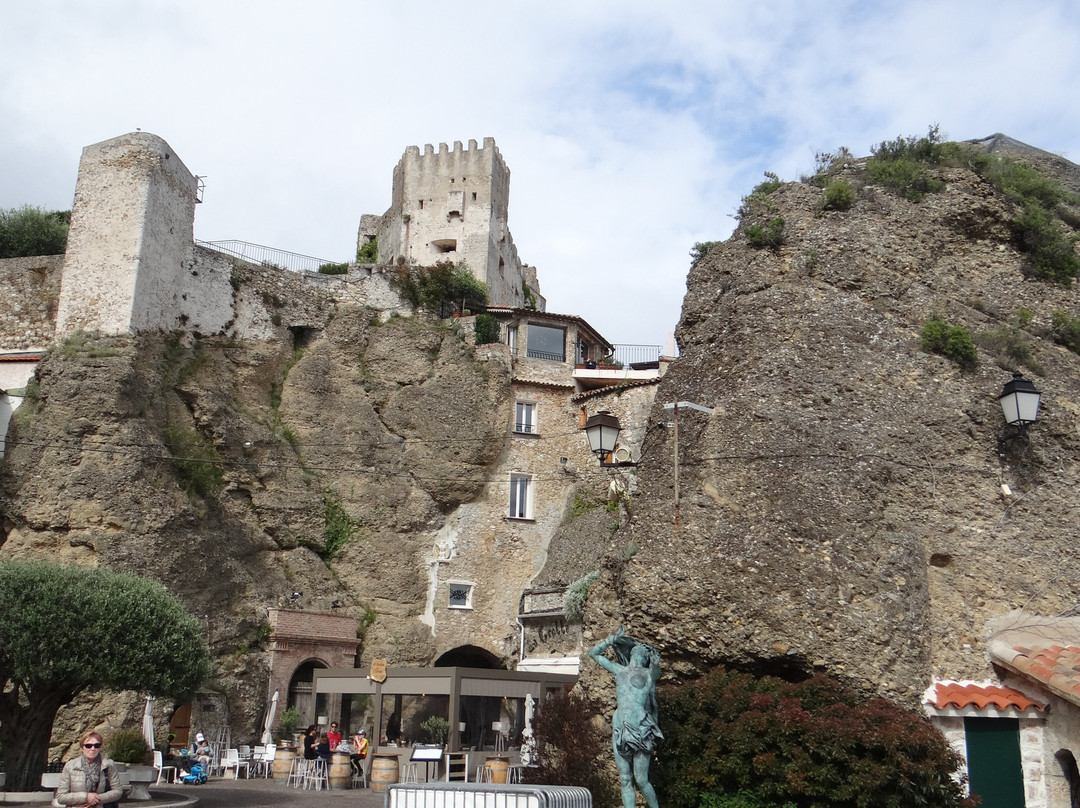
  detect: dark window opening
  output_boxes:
[526,324,566,362]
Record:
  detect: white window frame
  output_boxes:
[509,473,533,520]
[514,400,537,434]
[507,326,518,354]
[447,581,474,610]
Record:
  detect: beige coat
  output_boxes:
[54,754,123,807]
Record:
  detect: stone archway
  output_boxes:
[434,645,503,669]
[287,658,329,725]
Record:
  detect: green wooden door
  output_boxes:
[965,717,1026,808]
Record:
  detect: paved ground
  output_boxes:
[4,776,387,808]
[155,776,387,807]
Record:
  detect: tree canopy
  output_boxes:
[390,260,489,316]
[0,561,210,789]
[0,205,69,258]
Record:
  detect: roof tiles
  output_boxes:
[1008,644,1080,702]
[928,682,1045,712]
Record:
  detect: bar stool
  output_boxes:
[401,762,419,783]
[286,757,309,788]
[305,758,329,790]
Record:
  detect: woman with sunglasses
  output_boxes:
[54,731,123,807]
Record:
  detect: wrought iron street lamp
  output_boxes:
[583,410,621,465]
[998,372,1042,431]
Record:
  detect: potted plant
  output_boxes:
[276,706,300,747]
[108,729,154,798]
[420,716,450,745]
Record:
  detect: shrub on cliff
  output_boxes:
[655,668,975,808]
[0,205,69,258]
[391,260,489,316]
[920,318,978,370]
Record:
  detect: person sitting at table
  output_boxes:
[316,732,332,762]
[302,725,318,761]
[350,729,369,773]
[327,722,342,749]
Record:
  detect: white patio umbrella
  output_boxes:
[260,690,279,745]
[520,693,536,766]
[141,695,156,752]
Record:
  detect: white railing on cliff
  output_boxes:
[611,344,662,367]
[196,240,337,274]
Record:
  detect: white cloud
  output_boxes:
[3,0,1079,348]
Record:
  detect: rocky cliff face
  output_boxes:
[0,306,510,746]
[587,146,1080,705]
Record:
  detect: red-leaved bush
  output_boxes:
[655,668,978,808]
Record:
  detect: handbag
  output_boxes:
[102,770,118,808]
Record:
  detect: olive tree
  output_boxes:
[0,206,69,258]
[0,561,210,790]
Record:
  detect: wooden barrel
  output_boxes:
[370,753,399,792]
[486,755,510,784]
[329,752,351,790]
[272,746,295,780]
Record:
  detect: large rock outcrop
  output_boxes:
[589,148,1080,705]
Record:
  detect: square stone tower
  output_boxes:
[55,132,198,337]
[361,138,544,310]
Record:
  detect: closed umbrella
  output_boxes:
[261,690,279,745]
[141,695,156,752]
[520,693,535,766]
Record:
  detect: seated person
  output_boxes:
[302,725,318,761]
[316,732,331,762]
[350,729,369,772]
[327,722,342,749]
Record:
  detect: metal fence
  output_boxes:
[388,782,592,808]
[195,240,337,274]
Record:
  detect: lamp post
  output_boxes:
[583,410,621,465]
[998,372,1042,430]
[663,401,714,533]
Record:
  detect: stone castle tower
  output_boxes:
[55,132,198,337]
[360,138,544,310]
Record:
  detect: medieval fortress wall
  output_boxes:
[55,133,199,337]
[363,137,545,311]
[2,131,541,354]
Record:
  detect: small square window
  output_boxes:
[509,473,532,519]
[515,401,537,434]
[448,581,474,609]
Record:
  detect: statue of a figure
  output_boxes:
[589,626,663,808]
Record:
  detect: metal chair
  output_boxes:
[255,743,276,778]
[351,757,368,788]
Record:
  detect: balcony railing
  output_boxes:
[196,240,337,274]
[526,349,565,362]
[611,344,662,367]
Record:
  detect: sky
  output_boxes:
[3,1,1080,351]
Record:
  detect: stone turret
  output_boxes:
[360,138,544,310]
[55,132,198,337]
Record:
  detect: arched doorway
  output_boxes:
[434,645,503,669]
[435,645,507,749]
[288,659,329,728]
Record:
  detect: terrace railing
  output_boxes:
[196,240,336,274]
[611,344,662,367]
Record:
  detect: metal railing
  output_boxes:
[611,344,662,367]
[525,349,565,362]
[195,240,338,274]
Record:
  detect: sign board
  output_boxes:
[370,659,388,683]
[411,745,445,762]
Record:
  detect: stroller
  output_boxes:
[179,763,208,784]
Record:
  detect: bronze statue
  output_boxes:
[589,626,662,808]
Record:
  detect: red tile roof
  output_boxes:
[1004,644,1080,703]
[928,682,1045,712]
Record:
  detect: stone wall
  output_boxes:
[368,139,539,309]
[56,132,198,337]
[0,255,62,350]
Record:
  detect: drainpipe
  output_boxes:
[515,615,525,668]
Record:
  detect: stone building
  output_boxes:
[359,139,544,310]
